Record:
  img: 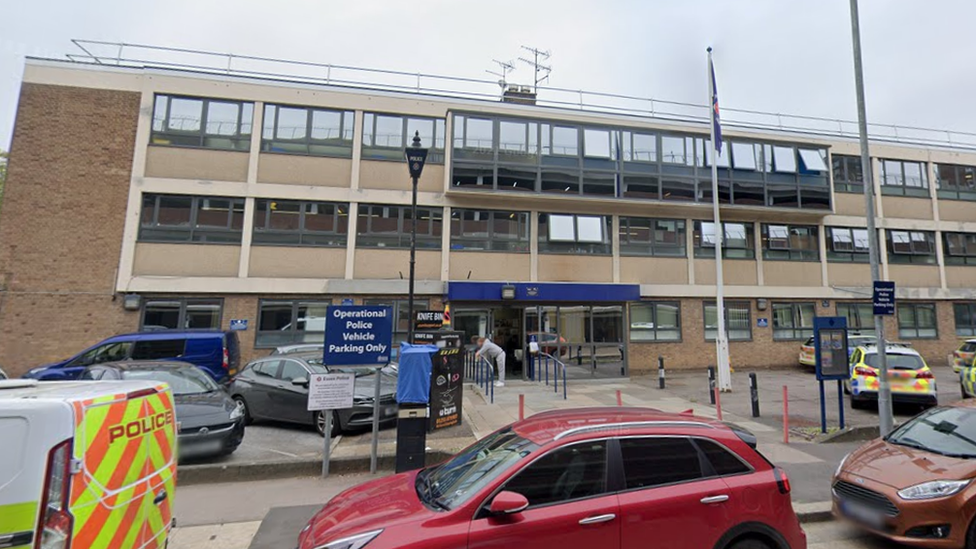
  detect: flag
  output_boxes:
[709,52,723,154]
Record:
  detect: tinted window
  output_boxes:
[123,367,219,395]
[696,439,750,476]
[254,360,280,378]
[503,441,607,507]
[620,437,702,490]
[864,353,924,371]
[131,339,186,360]
[279,360,308,381]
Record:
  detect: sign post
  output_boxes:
[307,373,355,477]
[872,280,896,437]
[814,316,849,434]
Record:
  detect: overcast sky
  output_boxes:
[1,0,974,149]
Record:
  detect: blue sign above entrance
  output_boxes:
[446,282,640,302]
[324,306,393,366]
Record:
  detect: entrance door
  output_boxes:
[524,305,626,379]
[454,309,491,349]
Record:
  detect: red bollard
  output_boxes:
[714,387,723,421]
[783,385,789,444]
[518,394,525,421]
[616,390,623,407]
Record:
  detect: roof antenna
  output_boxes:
[517,46,552,93]
[486,59,516,93]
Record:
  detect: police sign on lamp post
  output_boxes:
[404,132,428,345]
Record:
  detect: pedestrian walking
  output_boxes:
[476,336,506,387]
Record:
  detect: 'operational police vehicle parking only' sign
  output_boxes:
[324,305,394,366]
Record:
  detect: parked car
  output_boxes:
[272,343,324,355]
[80,361,245,459]
[527,331,568,357]
[229,352,397,437]
[848,343,937,410]
[951,339,976,373]
[833,402,976,547]
[298,407,806,549]
[0,366,6,380]
[21,330,241,383]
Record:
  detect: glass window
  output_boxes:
[450,209,529,252]
[936,163,976,201]
[630,302,681,342]
[898,303,938,339]
[139,194,244,243]
[771,302,816,341]
[539,214,611,255]
[357,204,443,249]
[362,113,445,162]
[696,439,750,476]
[252,200,349,247]
[625,132,657,162]
[619,437,702,490]
[955,303,976,337]
[661,136,689,165]
[141,298,222,330]
[262,104,354,157]
[833,154,865,193]
[499,121,530,154]
[503,441,608,507]
[130,339,187,361]
[761,224,819,261]
[256,300,330,347]
[151,94,253,150]
[279,360,309,382]
[772,146,796,173]
[583,129,612,159]
[619,218,685,257]
[704,301,751,341]
[731,142,758,170]
[827,227,871,263]
[881,159,929,197]
[838,303,875,336]
[694,222,755,259]
[944,233,976,266]
[548,126,579,156]
[887,230,936,265]
[798,149,828,172]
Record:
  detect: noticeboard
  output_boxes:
[307,373,356,411]
[324,305,393,366]
[814,316,849,381]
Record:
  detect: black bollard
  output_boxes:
[708,366,716,404]
[749,372,760,418]
[658,356,665,389]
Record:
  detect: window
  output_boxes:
[67,342,134,367]
[955,303,976,337]
[887,230,936,265]
[503,441,607,507]
[944,233,976,266]
[252,200,349,247]
[538,214,611,255]
[141,298,222,330]
[261,104,354,157]
[450,209,529,252]
[256,300,330,347]
[761,224,819,261]
[279,360,309,382]
[772,146,797,173]
[704,301,751,341]
[630,302,681,342]
[619,437,702,490]
[583,128,613,159]
[881,159,929,197]
[694,222,755,259]
[357,204,443,249]
[936,163,976,200]
[140,194,245,243]
[623,131,657,162]
[837,303,875,336]
[364,299,429,347]
[731,142,759,170]
[696,439,751,476]
[832,154,865,193]
[898,303,938,339]
[827,227,871,263]
[771,302,816,340]
[151,94,253,150]
[131,339,187,360]
[363,113,445,162]
[618,218,685,257]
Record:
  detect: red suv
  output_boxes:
[298,408,806,549]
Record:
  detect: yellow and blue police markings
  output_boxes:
[849,346,937,408]
[960,362,976,398]
[0,500,38,548]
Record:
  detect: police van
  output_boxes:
[0,379,177,549]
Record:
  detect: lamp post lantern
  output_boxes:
[404,131,428,344]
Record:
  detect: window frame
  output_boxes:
[936,163,976,201]
[826,227,871,263]
[491,438,611,511]
[761,224,819,262]
[261,104,355,158]
[629,302,682,343]
[943,232,976,266]
[614,435,754,496]
[886,230,937,265]
[880,159,930,197]
[771,302,817,341]
[618,218,686,257]
[363,112,446,163]
[450,209,530,253]
[255,300,331,348]
[837,302,875,336]
[538,213,612,255]
[140,297,224,331]
[832,154,865,194]
[139,194,245,244]
[954,303,976,337]
[356,204,444,250]
[703,301,752,342]
[693,221,756,260]
[252,199,350,248]
[151,94,253,151]
[897,302,939,340]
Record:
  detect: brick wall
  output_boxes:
[0,84,141,376]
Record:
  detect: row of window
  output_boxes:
[834,155,976,201]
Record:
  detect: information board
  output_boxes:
[324,305,393,366]
[815,316,850,381]
[430,347,464,431]
[307,373,356,411]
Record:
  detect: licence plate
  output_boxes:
[841,500,885,530]
[179,440,223,458]
[383,406,396,417]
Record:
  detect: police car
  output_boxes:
[848,343,937,409]
[957,357,976,399]
[950,339,976,373]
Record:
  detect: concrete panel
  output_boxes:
[946,266,976,289]
[145,146,249,182]
[256,154,352,186]
[619,257,689,285]
[881,196,933,220]
[938,200,976,223]
[359,161,443,193]
[538,255,613,282]
[354,248,441,279]
[694,259,757,286]
[888,264,941,288]
[763,261,823,287]
[133,243,240,277]
[827,263,872,287]
[248,246,346,279]
[833,193,867,217]
[449,252,530,281]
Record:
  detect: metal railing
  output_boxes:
[528,352,567,400]
[59,39,976,151]
[465,350,494,404]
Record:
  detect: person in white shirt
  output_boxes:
[476,336,506,387]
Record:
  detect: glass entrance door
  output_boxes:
[524,304,626,379]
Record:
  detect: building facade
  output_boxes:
[1,58,975,379]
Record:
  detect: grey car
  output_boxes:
[228,352,397,437]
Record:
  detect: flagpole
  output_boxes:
[708,47,732,392]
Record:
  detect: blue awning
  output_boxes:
[446,282,640,303]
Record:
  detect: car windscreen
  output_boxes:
[887,407,976,458]
[123,367,220,395]
[419,428,538,510]
[864,353,924,370]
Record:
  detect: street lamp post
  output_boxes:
[404,131,428,345]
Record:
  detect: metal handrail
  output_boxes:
[553,421,717,441]
[57,39,976,151]
[537,352,568,400]
[465,350,494,404]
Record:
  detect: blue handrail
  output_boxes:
[537,352,567,400]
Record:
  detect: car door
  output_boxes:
[275,359,313,424]
[468,439,620,549]
[615,436,735,549]
[242,360,282,420]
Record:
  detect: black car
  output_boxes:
[228,352,397,437]
[80,361,245,459]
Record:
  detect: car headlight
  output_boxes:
[897,480,970,501]
[230,402,244,420]
[834,453,850,478]
[314,529,382,549]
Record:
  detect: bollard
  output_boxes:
[519,394,525,421]
[708,366,716,404]
[658,356,665,389]
[783,385,789,444]
[616,389,623,407]
[714,387,723,421]
[749,372,760,418]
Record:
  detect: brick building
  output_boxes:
[1,54,975,379]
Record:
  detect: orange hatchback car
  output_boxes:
[833,402,976,548]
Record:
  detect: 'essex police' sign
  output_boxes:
[324,305,393,366]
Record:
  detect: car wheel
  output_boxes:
[966,515,976,549]
[728,538,772,549]
[232,396,253,426]
[850,397,867,410]
[315,411,341,438]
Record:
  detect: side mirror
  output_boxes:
[291,376,309,386]
[489,491,529,515]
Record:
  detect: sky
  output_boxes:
[1,0,974,150]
